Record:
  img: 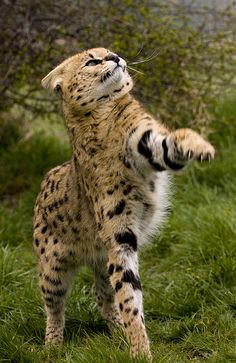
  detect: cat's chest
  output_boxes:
[134,171,171,246]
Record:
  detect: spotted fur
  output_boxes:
[33,47,215,360]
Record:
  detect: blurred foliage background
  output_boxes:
[1,0,236,130]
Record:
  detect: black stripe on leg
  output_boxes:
[138,130,152,158]
[44,274,62,286]
[115,228,137,251]
[122,269,142,290]
[138,130,165,171]
[46,288,67,297]
[162,138,185,170]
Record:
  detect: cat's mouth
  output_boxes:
[101,65,126,83]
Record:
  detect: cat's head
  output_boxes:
[41,47,133,112]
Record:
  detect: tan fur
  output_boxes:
[33,47,214,360]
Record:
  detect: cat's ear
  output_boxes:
[41,63,64,92]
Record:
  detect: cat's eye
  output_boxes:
[85,59,102,66]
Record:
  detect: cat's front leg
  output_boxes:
[126,124,214,175]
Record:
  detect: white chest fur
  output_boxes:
[137,171,171,246]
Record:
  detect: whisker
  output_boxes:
[129,48,162,66]
[133,44,145,59]
[127,65,145,75]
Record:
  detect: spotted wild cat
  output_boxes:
[33,47,215,359]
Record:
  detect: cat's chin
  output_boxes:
[101,65,124,84]
[91,59,131,100]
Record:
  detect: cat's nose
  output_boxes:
[105,53,120,64]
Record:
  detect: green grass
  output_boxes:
[1,96,236,362]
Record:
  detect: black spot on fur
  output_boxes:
[81,102,87,106]
[115,265,123,272]
[119,303,123,311]
[97,95,109,101]
[53,201,58,209]
[41,226,48,234]
[51,181,55,193]
[55,181,60,190]
[54,238,58,244]
[149,180,155,192]
[107,200,126,219]
[51,266,62,272]
[124,296,134,304]
[85,111,91,117]
[116,101,133,118]
[125,307,131,313]
[89,147,96,155]
[114,85,124,93]
[53,221,57,228]
[41,247,45,254]
[57,215,64,222]
[123,185,132,195]
[133,308,139,315]
[108,264,114,275]
[107,189,114,195]
[34,238,39,247]
[143,202,150,211]
[115,281,123,292]
[122,270,142,290]
[72,227,79,234]
[115,229,137,251]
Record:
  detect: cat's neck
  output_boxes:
[63,93,134,146]
[64,93,132,121]
[62,93,137,172]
